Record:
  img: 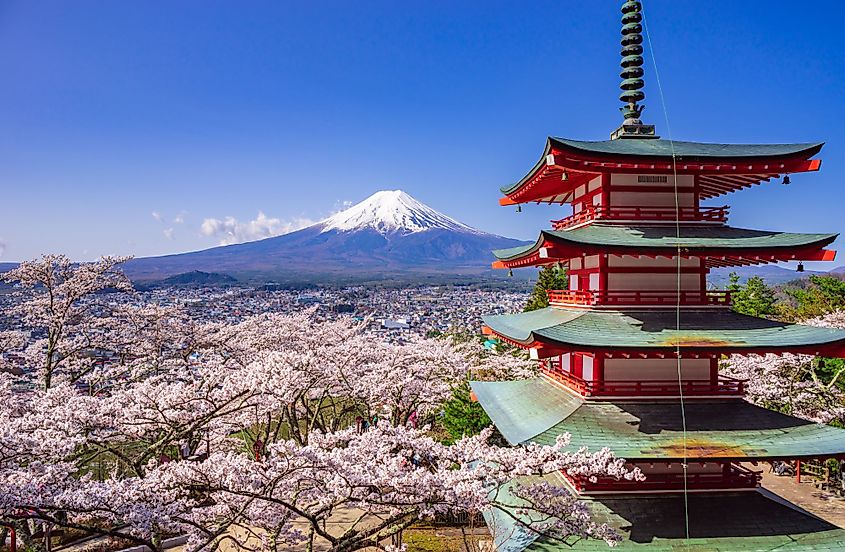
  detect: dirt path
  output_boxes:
[754,464,845,527]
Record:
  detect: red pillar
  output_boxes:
[600,173,611,209]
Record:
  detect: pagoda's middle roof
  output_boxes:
[492,224,837,262]
[482,307,845,354]
[470,377,845,461]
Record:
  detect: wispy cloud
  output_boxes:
[151,211,163,223]
[0,239,6,258]
[200,211,314,246]
[163,228,175,240]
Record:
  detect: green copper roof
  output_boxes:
[482,307,845,352]
[492,224,838,261]
[500,137,823,195]
[470,378,581,444]
[485,474,845,551]
[549,137,823,160]
[471,378,845,460]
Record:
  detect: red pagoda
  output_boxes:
[472,2,845,549]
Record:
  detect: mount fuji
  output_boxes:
[124,190,527,283]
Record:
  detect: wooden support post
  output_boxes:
[710,357,719,386]
[796,460,801,483]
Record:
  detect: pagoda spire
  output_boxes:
[611,0,657,139]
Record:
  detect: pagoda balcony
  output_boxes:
[547,289,732,309]
[541,364,746,398]
[563,463,761,493]
[551,205,729,231]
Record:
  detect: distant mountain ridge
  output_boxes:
[161,271,238,286]
[708,265,825,286]
[123,190,526,282]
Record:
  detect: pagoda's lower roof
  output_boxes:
[485,474,845,551]
[492,224,837,268]
[482,307,845,355]
[470,378,845,460]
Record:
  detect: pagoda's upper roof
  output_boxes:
[482,307,845,355]
[492,224,837,269]
[484,474,845,551]
[500,137,824,203]
[550,137,823,162]
[470,377,845,461]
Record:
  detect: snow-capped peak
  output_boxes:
[320,190,484,235]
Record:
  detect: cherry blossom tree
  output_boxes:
[1,254,133,390]
[0,255,639,551]
[723,310,845,424]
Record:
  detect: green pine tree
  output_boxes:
[727,273,777,318]
[441,382,491,443]
[524,265,568,312]
[785,275,845,319]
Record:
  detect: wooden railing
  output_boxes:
[547,289,732,308]
[564,464,761,492]
[551,205,729,230]
[541,365,745,397]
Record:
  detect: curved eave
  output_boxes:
[500,137,824,205]
[491,226,838,269]
[548,137,824,162]
[482,308,845,358]
[486,484,845,551]
[471,378,845,462]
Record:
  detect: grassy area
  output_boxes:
[402,526,489,552]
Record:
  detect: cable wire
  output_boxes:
[641,1,690,543]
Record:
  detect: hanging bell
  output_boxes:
[554,261,562,272]
[797,262,805,273]
[508,269,513,278]
[561,170,570,182]
[516,205,522,213]
[782,174,791,185]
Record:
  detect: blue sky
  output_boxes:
[1,0,843,268]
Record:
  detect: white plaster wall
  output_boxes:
[610,191,694,208]
[607,272,701,291]
[582,355,594,381]
[609,174,695,208]
[609,255,701,269]
[604,358,710,381]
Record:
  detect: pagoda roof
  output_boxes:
[549,137,823,162]
[500,137,824,203]
[482,307,845,356]
[470,378,845,461]
[492,224,837,269]
[484,474,845,551]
